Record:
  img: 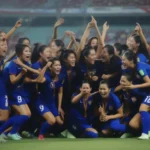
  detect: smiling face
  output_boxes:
[50,41,62,58]
[66,53,76,67]
[120,75,132,86]
[126,36,139,52]
[85,49,96,65]
[101,47,111,63]
[99,83,110,99]
[20,46,31,62]
[40,47,51,62]
[90,38,98,48]
[0,40,8,58]
[122,54,133,69]
[51,41,60,52]
[50,60,61,75]
[114,47,120,56]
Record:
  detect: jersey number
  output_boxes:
[5,95,8,107]
[39,105,44,112]
[17,96,22,103]
[144,96,150,104]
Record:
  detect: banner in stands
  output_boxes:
[61,8,85,14]
[86,7,146,14]
[0,7,149,16]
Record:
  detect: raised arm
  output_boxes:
[6,19,22,39]
[91,16,104,58]
[135,23,150,55]
[101,22,109,46]
[65,31,79,52]
[76,21,94,62]
[78,22,94,52]
[67,40,74,49]
[66,31,75,49]
[51,18,64,41]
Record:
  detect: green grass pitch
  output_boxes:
[0,138,150,150]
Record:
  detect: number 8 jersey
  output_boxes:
[3,60,30,106]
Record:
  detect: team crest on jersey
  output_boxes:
[72,125,77,130]
[80,100,83,104]
[89,70,96,76]
[136,74,141,79]
[84,72,87,76]
[137,57,140,62]
[50,82,55,89]
[61,79,65,84]
[123,94,128,101]
[139,70,145,76]
[109,106,113,110]
[88,101,92,105]
[72,71,76,77]
[131,97,137,102]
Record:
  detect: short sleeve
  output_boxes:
[8,62,18,75]
[44,72,50,83]
[59,80,64,87]
[58,74,65,87]
[31,63,40,79]
[137,54,147,63]
[71,93,78,100]
[113,94,122,110]
[32,63,40,70]
[111,87,115,93]
[138,65,147,78]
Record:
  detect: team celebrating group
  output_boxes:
[0,16,150,142]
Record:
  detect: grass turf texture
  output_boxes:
[0,138,150,150]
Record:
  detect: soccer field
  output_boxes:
[0,138,150,150]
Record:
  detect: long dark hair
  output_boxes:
[18,37,30,45]
[60,49,76,66]
[50,57,61,67]
[53,39,64,50]
[123,50,139,78]
[122,72,133,82]
[104,44,121,63]
[15,44,29,57]
[104,44,115,56]
[80,46,96,63]
[131,34,149,59]
[99,80,110,89]
[114,43,127,56]
[31,44,48,64]
[52,39,65,57]
[123,50,137,65]
[85,37,98,50]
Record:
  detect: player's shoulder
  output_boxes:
[110,92,120,101]
[8,60,17,68]
[32,62,41,69]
